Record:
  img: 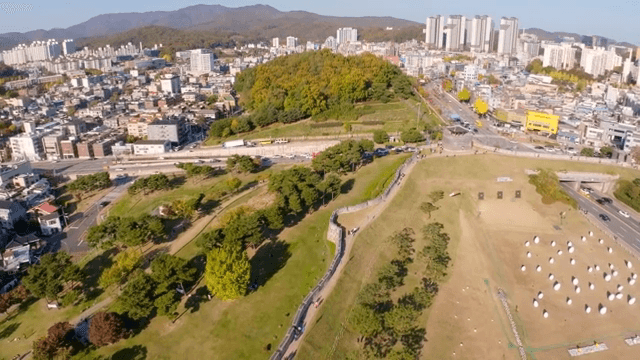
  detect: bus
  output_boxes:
[475,119,483,128]
[260,139,273,145]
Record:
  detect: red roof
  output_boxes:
[36,202,58,214]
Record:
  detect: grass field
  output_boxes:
[204,99,439,145]
[297,154,640,360]
[67,154,411,360]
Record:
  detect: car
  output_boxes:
[534,146,545,150]
[596,199,606,205]
[599,214,611,222]
[619,210,631,218]
[114,168,124,171]
[601,197,613,204]
[99,201,110,207]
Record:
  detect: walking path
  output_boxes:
[282,155,421,358]
[69,183,265,325]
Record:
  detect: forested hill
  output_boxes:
[235,49,413,117]
[208,50,414,140]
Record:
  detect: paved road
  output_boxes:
[561,183,640,252]
[54,176,134,254]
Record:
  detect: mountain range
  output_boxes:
[0,4,634,51]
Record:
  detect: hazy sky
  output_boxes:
[2,0,638,44]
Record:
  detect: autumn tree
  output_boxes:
[205,243,250,300]
[457,88,471,102]
[89,312,126,347]
[474,98,488,115]
[33,322,73,360]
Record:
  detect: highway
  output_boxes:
[561,183,640,253]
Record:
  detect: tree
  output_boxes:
[0,293,11,314]
[419,202,438,219]
[600,146,613,158]
[269,166,322,213]
[22,252,82,300]
[311,140,373,174]
[377,261,406,290]
[319,173,342,203]
[89,312,126,347]
[401,128,424,143]
[442,79,453,92]
[196,228,225,252]
[205,243,250,300]
[114,272,157,320]
[373,130,389,144]
[67,172,111,193]
[356,283,390,308]
[580,147,595,157]
[150,254,197,295]
[128,174,172,195]
[33,322,73,360]
[474,98,488,115]
[428,190,445,203]
[387,348,416,360]
[384,304,419,336]
[98,249,142,288]
[154,292,180,317]
[226,155,258,173]
[457,88,471,102]
[349,304,383,338]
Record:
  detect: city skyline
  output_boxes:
[2,1,638,45]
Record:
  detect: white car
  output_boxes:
[619,210,631,218]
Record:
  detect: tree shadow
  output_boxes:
[0,322,19,340]
[340,178,355,194]
[82,248,118,301]
[199,199,220,215]
[400,327,427,355]
[184,286,211,314]
[111,345,147,360]
[164,218,190,241]
[249,240,291,290]
[238,180,259,192]
[187,254,207,279]
[169,175,186,188]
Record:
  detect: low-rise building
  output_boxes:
[0,200,27,230]
[525,110,559,134]
[132,140,170,155]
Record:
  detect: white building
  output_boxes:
[543,43,577,70]
[425,15,445,49]
[580,47,622,77]
[469,16,493,53]
[9,133,45,161]
[497,17,519,55]
[445,15,466,52]
[286,36,298,49]
[132,140,171,155]
[272,38,279,48]
[189,49,215,75]
[336,27,358,45]
[463,65,479,83]
[160,74,181,95]
[62,39,75,55]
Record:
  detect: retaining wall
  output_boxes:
[270,153,419,359]
[473,141,634,168]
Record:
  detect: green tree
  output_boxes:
[269,166,321,213]
[205,243,251,300]
[22,252,82,300]
[580,147,595,157]
[150,254,197,295]
[154,291,180,317]
[419,202,438,219]
[401,128,424,143]
[600,146,613,158]
[98,249,141,288]
[373,130,389,144]
[343,122,352,132]
[457,88,471,102]
[349,304,383,338]
[384,304,419,336]
[67,172,111,193]
[226,155,258,173]
[114,272,157,320]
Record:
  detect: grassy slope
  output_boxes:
[297,154,640,359]
[82,155,410,360]
[204,100,428,145]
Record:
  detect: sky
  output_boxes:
[0,0,638,44]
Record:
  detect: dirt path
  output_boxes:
[68,184,265,325]
[283,156,421,358]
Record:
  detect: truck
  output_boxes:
[222,139,245,148]
[450,114,461,122]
